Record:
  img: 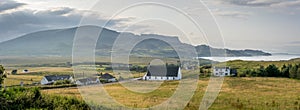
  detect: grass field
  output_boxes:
[40,77,300,110]
[217,58,300,69]
[5,67,73,74]
[3,75,43,86]
[3,58,300,109]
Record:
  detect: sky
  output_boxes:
[0,0,300,54]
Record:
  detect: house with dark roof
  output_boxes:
[11,69,17,75]
[99,73,117,82]
[142,65,182,80]
[23,69,29,73]
[213,67,231,76]
[41,75,73,85]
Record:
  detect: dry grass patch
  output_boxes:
[210,77,300,110]
[4,75,43,86]
[37,77,300,110]
[41,87,83,100]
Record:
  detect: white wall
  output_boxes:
[40,77,49,85]
[108,78,117,82]
[213,68,230,77]
[143,76,181,80]
[142,67,182,80]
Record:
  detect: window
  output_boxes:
[225,73,228,76]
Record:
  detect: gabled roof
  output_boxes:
[214,67,230,69]
[100,73,115,79]
[146,65,180,77]
[44,75,72,81]
[77,78,90,83]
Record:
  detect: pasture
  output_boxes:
[41,77,300,109]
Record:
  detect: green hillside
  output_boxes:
[0,26,271,57]
[218,58,300,70]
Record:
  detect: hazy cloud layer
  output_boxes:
[217,0,300,8]
[271,0,300,8]
[213,9,251,19]
[0,1,133,42]
[0,0,25,13]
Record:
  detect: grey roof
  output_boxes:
[100,73,115,79]
[77,78,90,83]
[214,67,230,69]
[44,75,72,81]
[146,65,179,77]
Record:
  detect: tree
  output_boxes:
[281,64,290,78]
[250,70,258,77]
[297,69,300,79]
[244,69,252,76]
[289,65,298,79]
[257,65,266,77]
[0,65,5,88]
[265,64,280,77]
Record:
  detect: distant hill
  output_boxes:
[0,26,271,57]
[195,45,271,57]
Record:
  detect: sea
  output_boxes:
[198,54,300,62]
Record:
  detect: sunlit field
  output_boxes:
[4,75,43,86]
[40,77,300,109]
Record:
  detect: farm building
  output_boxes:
[99,73,117,82]
[23,69,29,73]
[75,77,100,85]
[11,70,17,75]
[41,75,74,85]
[142,64,182,80]
[213,67,231,76]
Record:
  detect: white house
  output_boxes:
[213,67,231,76]
[142,65,182,80]
[41,75,74,85]
[75,77,100,85]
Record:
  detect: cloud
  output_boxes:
[0,0,25,13]
[217,0,299,7]
[271,0,300,8]
[0,6,134,42]
[286,41,300,46]
[213,9,251,19]
[209,0,300,15]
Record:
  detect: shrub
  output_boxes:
[0,87,92,110]
[54,80,71,85]
[238,73,247,77]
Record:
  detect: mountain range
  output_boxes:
[0,26,271,58]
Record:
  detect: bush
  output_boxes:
[54,80,71,85]
[238,73,247,77]
[0,87,92,110]
[0,65,5,88]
